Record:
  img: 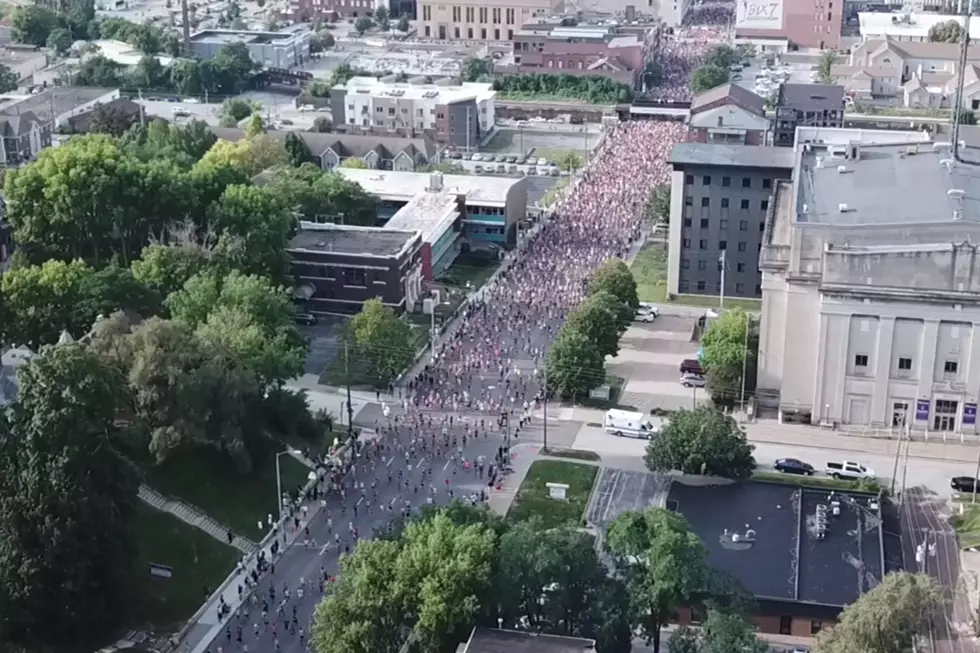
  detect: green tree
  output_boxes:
[929,18,964,42]
[668,610,768,653]
[133,54,166,88]
[703,45,737,70]
[45,26,72,55]
[374,5,390,30]
[74,55,126,87]
[645,183,670,224]
[199,135,288,177]
[547,325,605,398]
[312,116,333,133]
[132,243,220,302]
[262,164,379,224]
[397,14,410,31]
[591,259,639,311]
[957,108,978,125]
[606,507,709,653]
[814,572,943,653]
[131,21,162,53]
[556,151,583,173]
[690,65,729,93]
[0,344,139,653]
[285,131,315,166]
[491,72,633,104]
[816,50,836,84]
[318,29,335,48]
[565,291,625,358]
[167,270,306,385]
[11,5,59,47]
[340,157,369,169]
[344,297,415,388]
[208,183,295,280]
[0,63,17,93]
[354,16,373,34]
[220,97,257,124]
[245,113,266,138]
[461,56,491,82]
[644,406,756,478]
[75,264,162,322]
[699,308,756,406]
[0,259,93,349]
[87,104,140,136]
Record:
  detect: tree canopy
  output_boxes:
[343,298,415,388]
[699,308,757,406]
[690,65,730,94]
[591,259,639,311]
[565,290,628,359]
[547,325,605,398]
[261,163,380,225]
[492,73,633,104]
[928,19,964,42]
[644,406,756,478]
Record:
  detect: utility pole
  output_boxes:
[900,419,913,500]
[344,342,355,447]
[542,365,548,451]
[891,411,907,495]
[180,0,191,54]
[972,440,980,503]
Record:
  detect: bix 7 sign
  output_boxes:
[736,0,783,30]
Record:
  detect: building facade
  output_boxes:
[330,77,495,147]
[189,29,311,68]
[493,23,647,87]
[688,83,769,146]
[758,135,980,433]
[0,111,50,167]
[773,84,845,148]
[735,0,843,50]
[417,0,558,41]
[288,0,378,20]
[666,144,795,300]
[288,222,424,315]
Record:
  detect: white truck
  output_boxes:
[825,460,876,481]
[604,409,658,439]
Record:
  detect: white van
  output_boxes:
[604,409,657,439]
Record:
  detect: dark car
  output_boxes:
[294,312,318,326]
[775,458,815,476]
[679,359,703,375]
[952,476,980,493]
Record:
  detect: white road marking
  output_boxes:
[386,456,395,467]
[356,497,363,506]
[443,458,452,471]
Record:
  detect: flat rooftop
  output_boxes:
[799,143,980,225]
[667,480,885,606]
[336,76,495,104]
[0,87,116,121]
[463,628,595,653]
[336,168,516,205]
[190,29,298,44]
[385,191,461,242]
[669,143,796,170]
[288,222,418,258]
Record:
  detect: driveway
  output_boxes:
[300,317,345,376]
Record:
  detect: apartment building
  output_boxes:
[331,77,496,147]
[734,0,843,50]
[418,0,559,41]
[773,83,844,148]
[493,22,648,86]
[666,143,795,301]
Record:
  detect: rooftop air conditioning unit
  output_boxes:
[837,165,850,173]
[948,188,966,199]
[838,203,850,212]
[934,141,952,151]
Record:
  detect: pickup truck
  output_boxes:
[825,461,876,481]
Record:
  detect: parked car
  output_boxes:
[471,154,482,161]
[952,476,980,493]
[775,458,815,476]
[634,310,655,323]
[496,163,506,173]
[639,302,660,317]
[474,164,484,173]
[506,155,518,163]
[680,373,705,388]
[294,313,318,326]
[679,359,703,375]
[825,460,875,480]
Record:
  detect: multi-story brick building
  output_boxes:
[773,83,845,148]
[688,83,769,146]
[417,0,559,41]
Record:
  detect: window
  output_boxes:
[700,218,709,228]
[738,241,746,251]
[739,220,748,231]
[683,238,691,248]
[755,284,761,294]
[722,176,731,187]
[740,199,750,210]
[945,360,959,374]
[737,263,745,272]
[898,357,913,370]
[719,240,727,250]
[344,268,367,287]
[811,621,823,635]
[702,175,712,185]
[736,283,745,293]
[685,196,693,206]
[697,280,706,291]
[762,178,772,189]
[699,239,708,249]
[719,219,728,229]
[854,354,869,367]
[454,26,460,37]
[742,177,751,188]
[683,218,692,227]
[721,198,730,208]
[701,197,710,208]
[682,259,690,269]
[779,616,792,636]
[686,174,694,184]
[761,199,769,211]
[698,260,706,270]
[760,221,766,232]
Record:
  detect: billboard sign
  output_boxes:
[736,0,784,30]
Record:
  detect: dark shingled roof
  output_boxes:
[690,82,766,117]
[463,629,596,653]
[777,83,845,112]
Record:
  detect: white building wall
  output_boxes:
[666,167,685,295]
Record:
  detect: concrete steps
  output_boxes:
[138,484,258,555]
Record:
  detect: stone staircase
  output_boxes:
[138,484,258,555]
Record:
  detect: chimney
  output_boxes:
[429,171,444,191]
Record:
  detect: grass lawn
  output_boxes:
[631,244,762,311]
[507,460,598,530]
[141,450,313,540]
[531,148,582,164]
[438,252,500,291]
[951,503,980,549]
[130,504,238,631]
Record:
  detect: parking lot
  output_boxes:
[300,318,344,376]
[731,57,817,101]
[607,314,709,413]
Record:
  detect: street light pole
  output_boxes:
[274,449,297,526]
[739,311,750,413]
[542,365,549,451]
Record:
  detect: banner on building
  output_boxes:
[735,0,784,30]
[965,403,977,426]
[915,399,931,421]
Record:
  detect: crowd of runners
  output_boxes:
[200,119,689,653]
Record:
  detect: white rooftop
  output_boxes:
[89,39,175,67]
[858,12,980,40]
[385,191,461,243]
[337,76,496,104]
[795,126,933,146]
[336,168,517,205]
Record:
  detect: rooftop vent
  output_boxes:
[429,171,444,192]
[941,158,955,173]
[838,203,852,213]
[837,165,852,174]
[906,144,918,155]
[948,188,966,200]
